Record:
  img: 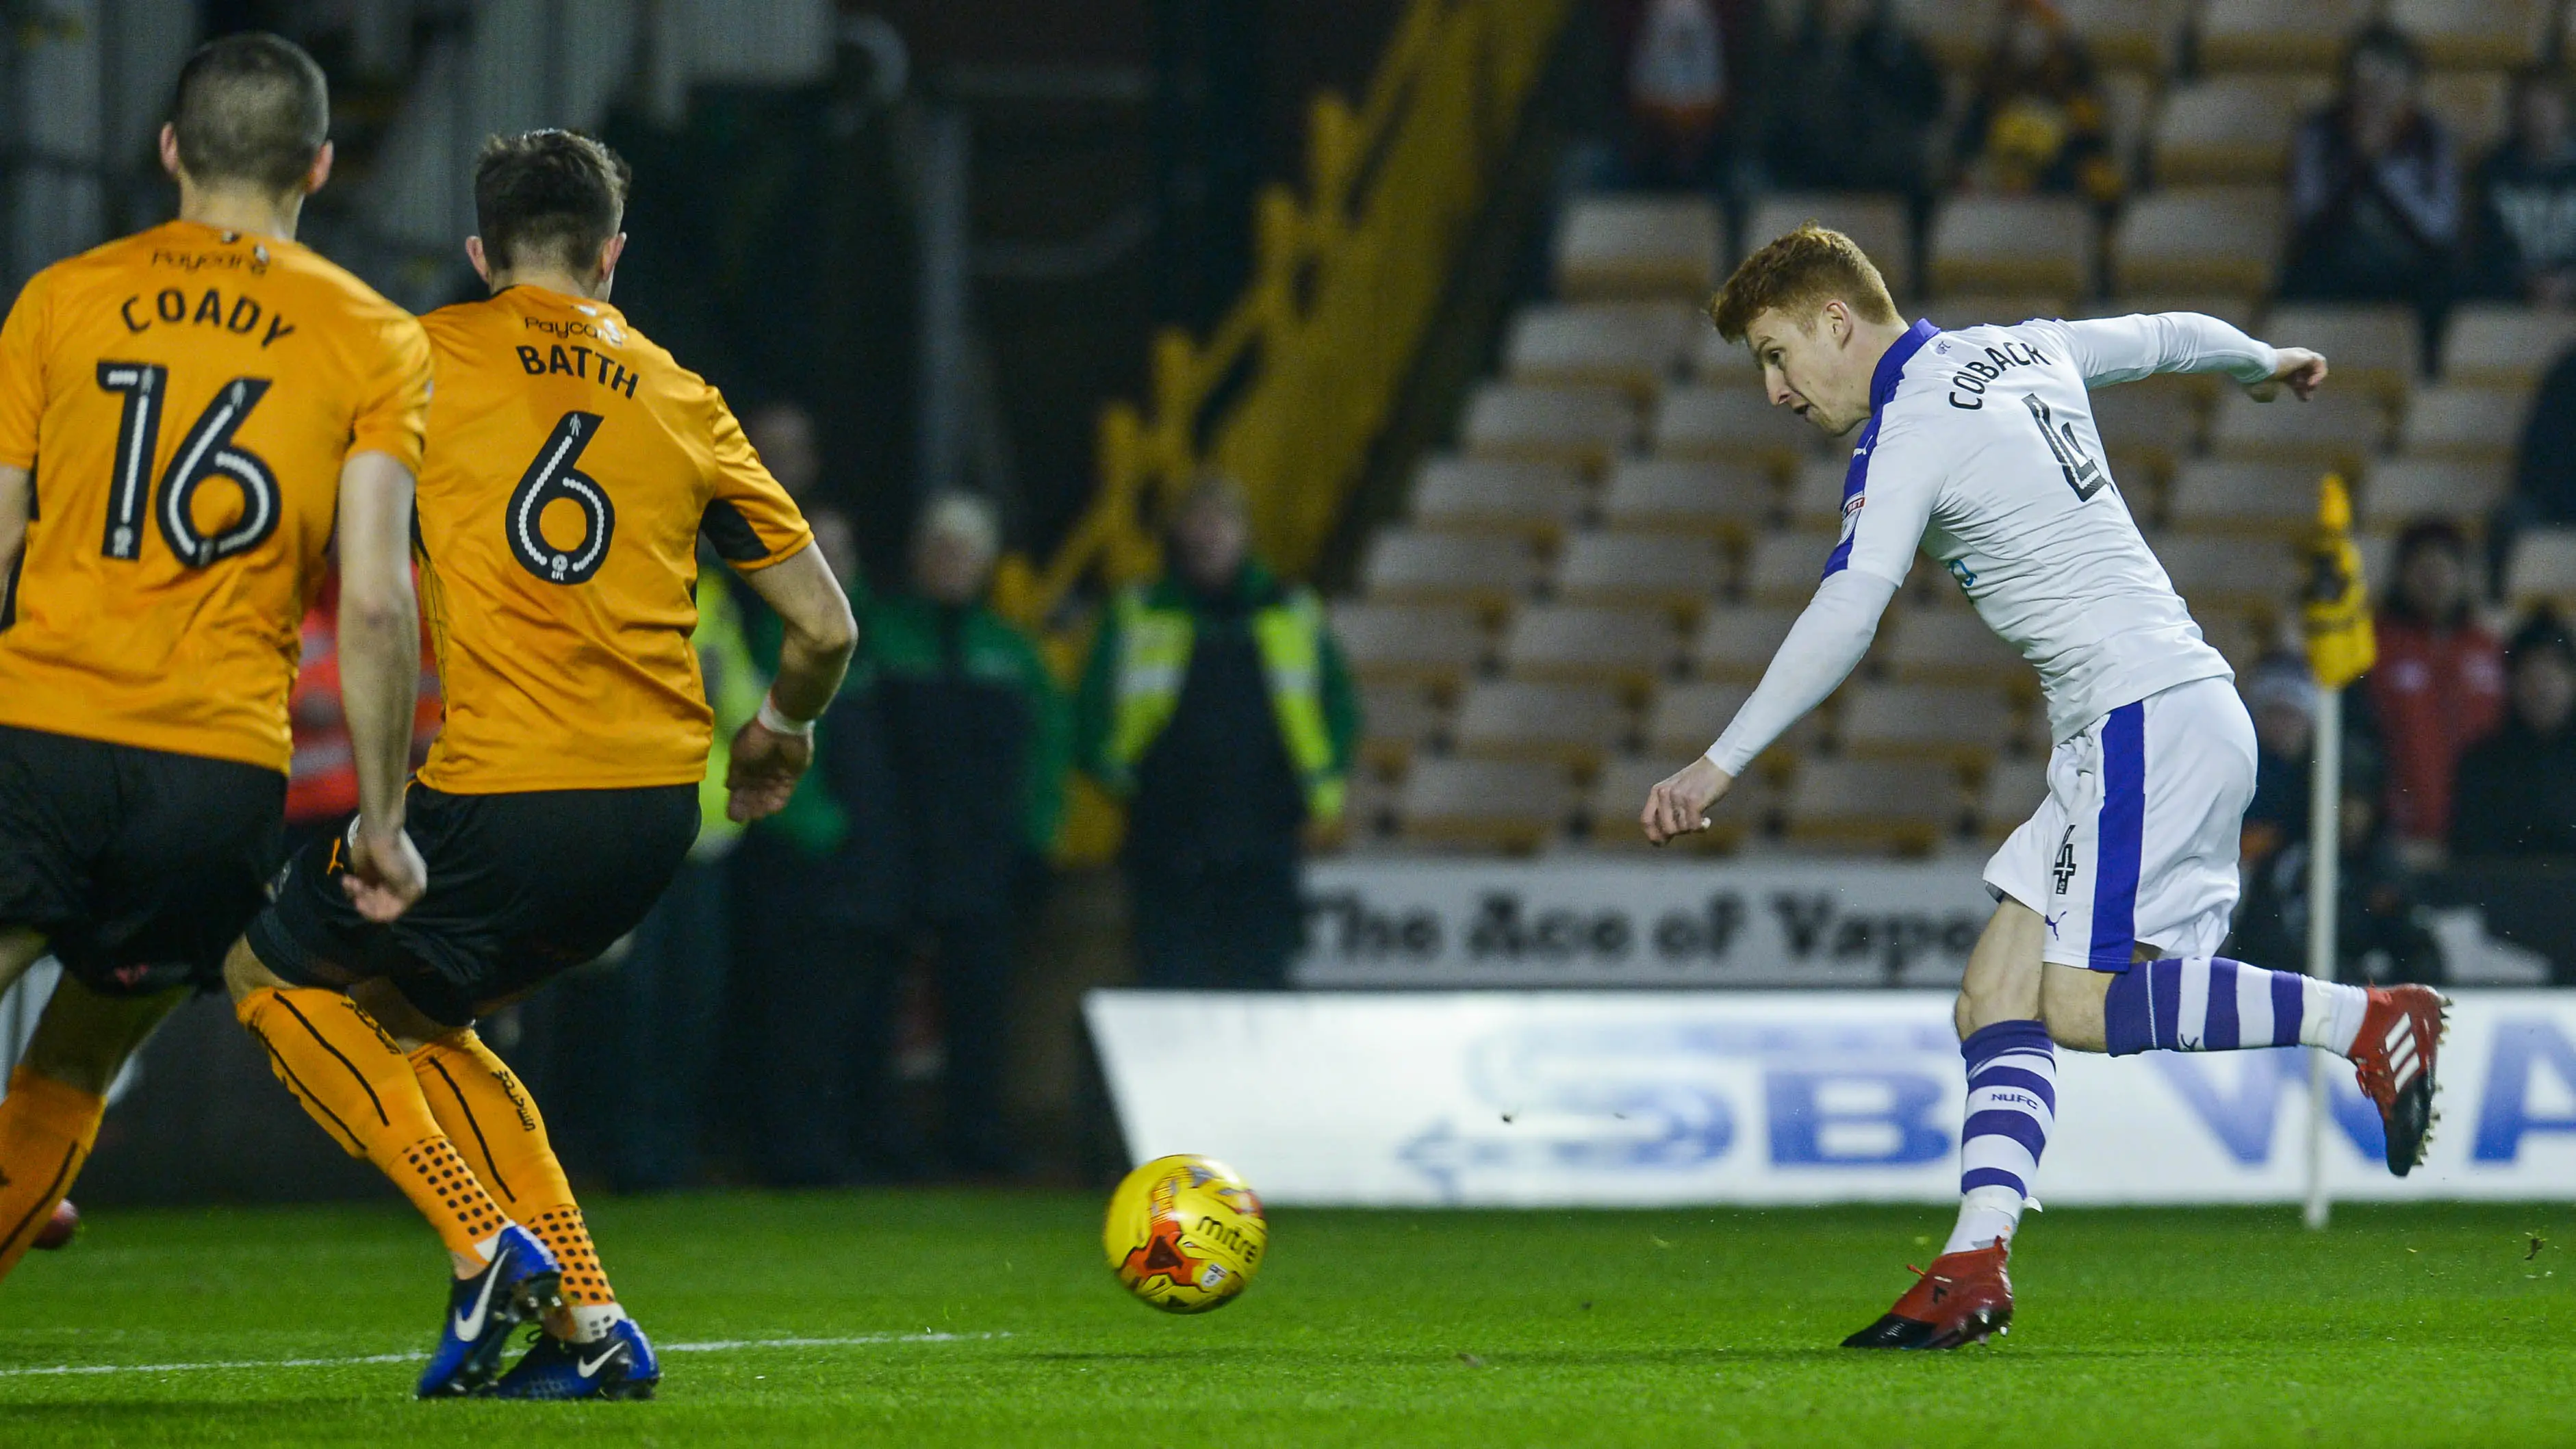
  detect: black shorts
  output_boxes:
[0,723,284,996]
[246,781,698,1027]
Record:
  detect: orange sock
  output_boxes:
[410,1031,620,1331]
[0,1065,104,1282]
[237,986,509,1270]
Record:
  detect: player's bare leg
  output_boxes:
[0,979,182,1281]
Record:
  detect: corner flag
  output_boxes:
[2302,474,2375,690]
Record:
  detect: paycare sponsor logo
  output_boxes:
[523,313,626,346]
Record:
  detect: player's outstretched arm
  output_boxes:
[1641,567,1897,844]
[2055,312,2324,402]
[724,541,858,822]
[334,449,427,922]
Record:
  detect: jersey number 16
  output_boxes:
[95,363,279,567]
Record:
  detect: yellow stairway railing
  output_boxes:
[994,0,1572,632]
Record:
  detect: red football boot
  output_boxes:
[1841,1240,2013,1350]
[2349,984,2448,1177]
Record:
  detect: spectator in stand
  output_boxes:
[2280,24,2460,328]
[2468,70,2576,307]
[1077,477,1359,990]
[2231,739,2443,988]
[729,398,867,1185]
[581,567,767,1191]
[2492,338,2576,589]
[1957,0,2121,205]
[829,493,1068,1177]
[2366,522,2507,862]
[282,570,442,859]
[2241,653,2318,869]
[2451,611,2576,858]
[1761,0,1943,204]
[1602,0,1772,192]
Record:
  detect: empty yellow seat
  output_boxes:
[1692,604,1800,678]
[2362,458,2510,530]
[1653,382,1816,469]
[2153,76,2333,185]
[1600,458,1776,538]
[2442,305,2576,388]
[2110,187,2284,296]
[2205,392,2388,472]
[1394,757,1577,852]
[1461,383,1637,470]
[1928,196,2096,298]
[1505,301,1699,396]
[1330,600,1491,687]
[1740,192,1915,293]
[2197,0,2372,71]
[1410,457,1587,541]
[1361,529,1539,611]
[2262,304,2421,398]
[1501,604,1681,690]
[2506,529,2576,611]
[1452,679,1630,769]
[2397,385,2526,464]
[1553,530,1728,611]
[1555,195,1722,300]
[2169,458,2337,533]
[1782,758,1965,854]
[2390,0,2549,68]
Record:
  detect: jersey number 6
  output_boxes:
[507,411,614,585]
[95,363,281,567]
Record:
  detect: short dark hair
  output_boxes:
[474,130,631,274]
[1709,224,1902,344]
[170,34,330,194]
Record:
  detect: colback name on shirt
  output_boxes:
[1941,336,2052,411]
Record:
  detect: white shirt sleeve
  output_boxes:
[1704,568,1899,775]
[2035,313,2280,389]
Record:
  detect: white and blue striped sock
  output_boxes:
[2104,956,2367,1057]
[1943,1018,2056,1256]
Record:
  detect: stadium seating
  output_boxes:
[2204,391,2389,472]
[1781,758,1963,853]
[1653,382,1815,469]
[1461,383,1637,470]
[2391,0,2551,68]
[2089,383,2206,483]
[1357,680,1446,774]
[1360,529,1540,611]
[1394,756,1575,851]
[1553,530,1728,613]
[1909,0,2004,71]
[2166,459,2327,534]
[1975,756,2052,841]
[1331,600,1491,688]
[2260,304,2421,397]
[1692,604,1800,678]
[1452,679,1629,769]
[2108,188,2284,296]
[2423,69,2513,158]
[2059,0,2184,70]
[2396,385,2526,465]
[1787,459,1855,530]
[2362,459,2510,531]
[2197,0,2375,71]
[1410,457,1587,541]
[1741,530,1835,604]
[1501,604,1681,691]
[1505,301,1698,396]
[1928,196,2095,298]
[2441,305,2576,388]
[1739,192,1914,294]
[1919,294,2074,332]
[1883,607,2037,689]
[1554,195,1722,300]
[1599,458,1776,539]
[2150,532,2303,611]
[2506,528,2576,611]
[2152,77,2333,185]
[1644,680,1752,758]
[1584,755,1763,853]
[1836,682,2023,765]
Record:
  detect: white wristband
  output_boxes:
[756,691,815,737]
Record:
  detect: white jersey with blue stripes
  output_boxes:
[1826,315,2257,743]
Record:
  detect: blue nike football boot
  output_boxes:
[416,1224,563,1398]
[483,1316,660,1400]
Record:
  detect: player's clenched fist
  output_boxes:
[1640,756,1734,846]
[724,718,814,822]
[2245,346,2328,402]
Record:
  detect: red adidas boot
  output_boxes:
[2349,984,2448,1177]
[1841,1240,2013,1350]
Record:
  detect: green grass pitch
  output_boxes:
[0,1191,2568,1446]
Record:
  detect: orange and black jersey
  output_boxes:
[0,220,431,772]
[411,285,812,795]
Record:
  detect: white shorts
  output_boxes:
[1983,676,2256,971]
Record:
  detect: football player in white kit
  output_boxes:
[1641,227,2448,1350]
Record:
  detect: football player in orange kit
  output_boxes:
[223,129,856,1399]
[0,33,430,1284]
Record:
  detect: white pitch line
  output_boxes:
[0,1330,1008,1380]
